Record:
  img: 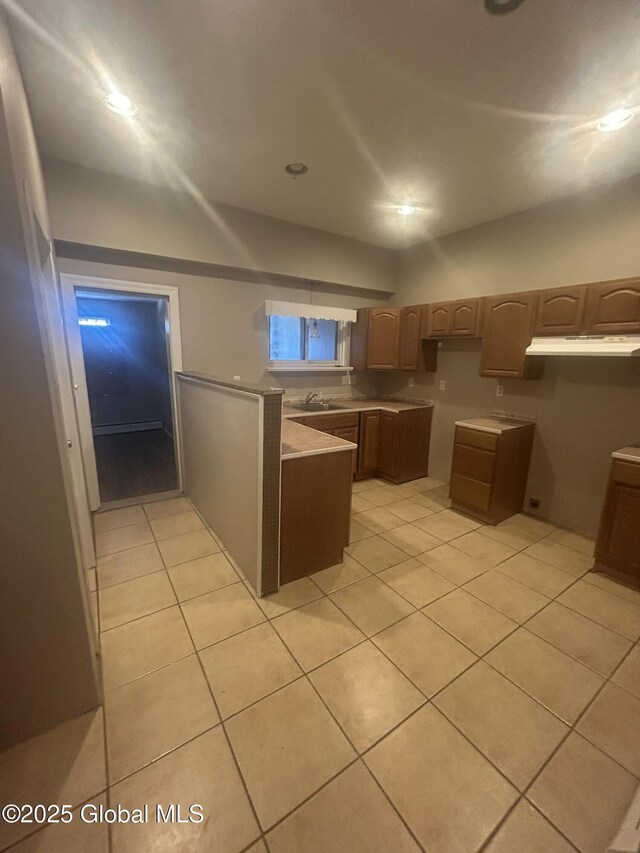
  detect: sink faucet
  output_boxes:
[304,392,319,405]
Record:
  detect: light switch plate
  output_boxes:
[496,384,504,397]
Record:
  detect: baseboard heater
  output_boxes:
[93,420,164,436]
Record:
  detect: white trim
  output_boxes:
[265,300,357,323]
[60,273,184,506]
[268,316,351,369]
[269,366,354,373]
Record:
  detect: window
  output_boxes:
[268,315,349,369]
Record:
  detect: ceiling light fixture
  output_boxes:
[484,0,527,14]
[103,91,138,117]
[285,162,309,176]
[597,108,635,133]
[396,205,418,216]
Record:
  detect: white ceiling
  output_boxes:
[7,0,640,247]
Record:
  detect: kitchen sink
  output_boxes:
[289,402,348,412]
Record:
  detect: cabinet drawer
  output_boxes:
[452,444,495,484]
[454,426,499,452]
[612,460,640,488]
[305,412,359,431]
[450,474,492,513]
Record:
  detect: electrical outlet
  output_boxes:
[341,374,350,385]
[439,380,446,391]
[408,377,414,387]
[233,375,241,381]
[496,384,504,397]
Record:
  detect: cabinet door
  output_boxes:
[583,279,640,334]
[534,286,587,336]
[367,309,400,369]
[335,426,359,476]
[377,412,397,477]
[450,299,481,336]
[597,484,640,578]
[358,411,379,475]
[425,303,451,337]
[399,306,421,370]
[480,292,540,378]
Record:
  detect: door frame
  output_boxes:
[59,273,184,509]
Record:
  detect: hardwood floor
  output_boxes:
[94,429,178,502]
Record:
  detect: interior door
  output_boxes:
[61,280,101,510]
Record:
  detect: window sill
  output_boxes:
[268,365,354,373]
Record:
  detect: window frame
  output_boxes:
[267,316,352,372]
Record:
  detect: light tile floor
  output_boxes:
[2,480,640,853]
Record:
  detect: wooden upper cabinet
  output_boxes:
[480,291,543,379]
[350,307,400,370]
[450,299,482,336]
[424,303,451,337]
[367,308,400,369]
[534,285,586,336]
[399,306,421,370]
[422,299,481,338]
[583,279,640,335]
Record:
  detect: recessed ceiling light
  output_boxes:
[103,91,138,117]
[285,162,309,176]
[485,0,527,14]
[396,205,418,216]
[597,108,634,133]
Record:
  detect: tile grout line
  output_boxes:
[91,518,115,853]
[159,563,269,852]
[476,634,640,852]
[94,495,638,850]
[0,789,112,853]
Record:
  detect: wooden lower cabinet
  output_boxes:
[593,453,640,588]
[334,425,359,475]
[280,449,353,584]
[377,408,432,484]
[357,411,380,476]
[450,420,534,524]
[291,406,432,484]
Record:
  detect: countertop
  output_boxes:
[283,398,433,418]
[281,418,356,461]
[612,445,640,463]
[281,397,431,460]
[455,416,535,435]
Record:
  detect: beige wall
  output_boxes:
[0,16,99,749]
[44,120,640,538]
[58,257,382,400]
[45,159,396,295]
[398,173,640,304]
[392,176,640,536]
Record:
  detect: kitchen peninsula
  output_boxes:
[280,397,433,582]
[178,373,434,595]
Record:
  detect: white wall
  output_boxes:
[392,176,640,536]
[0,15,99,749]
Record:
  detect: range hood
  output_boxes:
[526,335,640,357]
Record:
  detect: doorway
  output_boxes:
[61,276,183,507]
